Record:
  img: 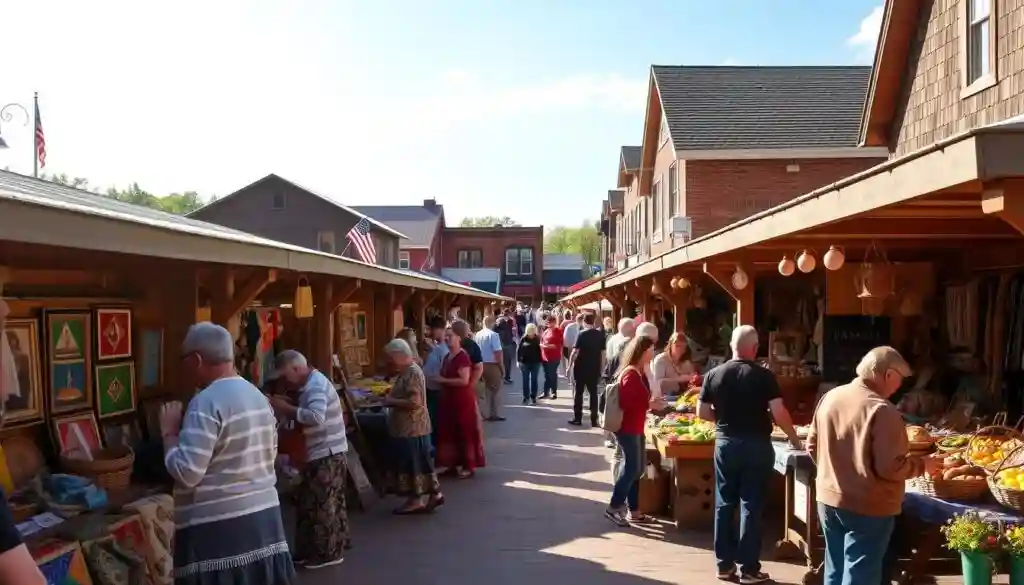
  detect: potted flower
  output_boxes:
[1005,524,1024,584]
[941,511,1000,585]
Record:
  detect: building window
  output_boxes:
[668,162,678,218]
[272,190,286,210]
[398,251,410,270]
[505,247,533,276]
[652,180,662,238]
[967,0,992,84]
[458,249,482,268]
[317,230,335,253]
[659,116,670,146]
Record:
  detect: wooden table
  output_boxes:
[647,429,715,530]
[771,443,823,585]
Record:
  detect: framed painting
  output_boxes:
[2,318,44,425]
[95,308,132,361]
[354,312,367,341]
[33,539,94,585]
[138,329,163,389]
[44,311,93,414]
[95,362,137,419]
[102,418,142,450]
[52,411,102,459]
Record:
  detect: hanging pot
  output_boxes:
[293,276,314,319]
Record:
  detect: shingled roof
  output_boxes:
[352,204,443,248]
[651,66,872,151]
[620,146,641,170]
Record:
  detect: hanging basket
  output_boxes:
[988,441,1024,512]
[966,419,1024,474]
[293,276,314,319]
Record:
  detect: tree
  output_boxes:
[544,220,602,269]
[459,216,520,227]
[39,172,209,215]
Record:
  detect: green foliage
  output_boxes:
[40,172,210,215]
[942,511,1000,553]
[459,216,519,227]
[544,220,602,268]
[1005,525,1024,556]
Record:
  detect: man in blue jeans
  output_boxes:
[807,347,941,585]
[699,325,802,585]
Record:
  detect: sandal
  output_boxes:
[426,495,445,510]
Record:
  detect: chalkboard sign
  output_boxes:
[821,315,891,383]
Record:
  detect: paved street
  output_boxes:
[295,366,819,585]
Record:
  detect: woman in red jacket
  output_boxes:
[605,335,657,527]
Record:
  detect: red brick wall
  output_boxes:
[684,158,885,238]
[441,227,543,298]
[405,248,429,271]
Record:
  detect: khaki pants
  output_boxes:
[482,363,503,419]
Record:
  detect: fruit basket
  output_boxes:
[965,423,1023,474]
[988,443,1024,511]
[912,452,988,500]
[935,434,971,453]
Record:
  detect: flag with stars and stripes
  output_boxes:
[34,99,46,169]
[346,217,376,264]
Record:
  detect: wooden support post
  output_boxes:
[314,280,333,371]
[157,269,199,398]
[982,180,1024,236]
[703,263,755,327]
[329,278,361,311]
[211,268,277,327]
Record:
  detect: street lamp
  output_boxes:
[0,103,29,149]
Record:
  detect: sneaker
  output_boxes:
[531,399,537,405]
[493,416,506,421]
[567,419,582,426]
[552,393,558,400]
[738,571,770,584]
[522,398,529,405]
[716,567,737,581]
[604,507,629,527]
[304,557,345,570]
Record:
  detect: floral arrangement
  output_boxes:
[1004,525,1024,557]
[941,511,1000,553]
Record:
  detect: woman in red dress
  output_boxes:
[431,326,486,478]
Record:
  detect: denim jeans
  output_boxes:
[610,432,645,511]
[573,376,599,424]
[713,437,773,574]
[502,344,515,380]
[818,503,895,585]
[542,361,559,395]
[520,362,540,400]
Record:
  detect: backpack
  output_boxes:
[601,366,636,433]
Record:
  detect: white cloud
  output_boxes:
[848,5,884,63]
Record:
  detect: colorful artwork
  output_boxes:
[33,539,94,585]
[95,308,132,361]
[2,318,44,425]
[102,419,142,450]
[95,362,136,419]
[124,494,174,585]
[139,329,163,388]
[45,311,92,414]
[52,412,102,459]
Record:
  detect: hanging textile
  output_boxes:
[945,280,979,352]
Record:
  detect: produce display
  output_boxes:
[936,434,970,451]
[905,425,933,444]
[993,467,1024,490]
[931,453,986,482]
[674,393,698,411]
[967,437,1023,471]
[651,413,715,443]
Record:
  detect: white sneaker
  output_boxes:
[304,557,344,570]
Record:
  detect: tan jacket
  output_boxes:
[807,379,923,517]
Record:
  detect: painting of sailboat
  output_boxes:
[44,311,92,414]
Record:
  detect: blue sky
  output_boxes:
[0,1,882,228]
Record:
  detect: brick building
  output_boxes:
[610,66,889,270]
[440,225,543,304]
[354,199,445,273]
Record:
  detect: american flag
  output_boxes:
[346,217,377,264]
[34,98,46,169]
[420,248,435,271]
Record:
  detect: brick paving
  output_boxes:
[294,370,819,585]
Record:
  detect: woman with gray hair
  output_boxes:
[161,322,295,584]
[382,339,443,514]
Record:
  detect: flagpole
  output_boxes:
[32,92,38,178]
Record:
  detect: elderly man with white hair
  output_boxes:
[161,322,295,585]
[269,349,349,570]
[697,325,800,584]
[808,346,941,585]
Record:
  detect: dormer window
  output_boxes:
[272,190,286,210]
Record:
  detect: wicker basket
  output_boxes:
[936,435,972,453]
[987,442,1024,511]
[908,439,935,452]
[59,446,134,490]
[912,473,989,501]
[965,423,1023,474]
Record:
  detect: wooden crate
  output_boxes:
[672,459,715,530]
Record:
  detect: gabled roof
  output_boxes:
[189,173,407,239]
[620,146,641,171]
[351,205,443,248]
[859,0,923,147]
[652,66,873,151]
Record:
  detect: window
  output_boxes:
[272,190,286,210]
[398,250,410,270]
[652,180,662,238]
[458,249,482,268]
[317,230,335,253]
[505,247,533,276]
[668,162,678,218]
[659,116,670,146]
[962,0,996,95]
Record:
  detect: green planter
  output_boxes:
[961,551,993,585]
[1010,555,1024,585]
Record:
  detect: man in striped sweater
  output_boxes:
[269,350,349,570]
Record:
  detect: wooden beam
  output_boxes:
[703,263,754,326]
[211,269,277,325]
[982,181,1024,236]
[314,280,333,371]
[392,287,414,312]
[329,278,361,310]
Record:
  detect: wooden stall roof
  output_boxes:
[564,117,1024,302]
[0,171,509,301]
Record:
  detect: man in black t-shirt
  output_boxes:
[697,325,800,584]
[568,313,606,427]
[495,311,516,384]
